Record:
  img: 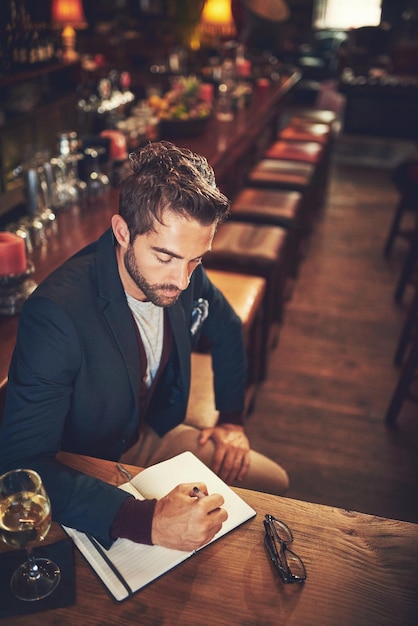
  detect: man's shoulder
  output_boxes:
[29,236,109,312]
[37,247,96,295]
[33,230,113,301]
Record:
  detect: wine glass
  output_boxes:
[0,468,61,601]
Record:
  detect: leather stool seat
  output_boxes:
[247,158,314,192]
[231,188,301,226]
[229,188,307,276]
[289,108,339,127]
[262,139,328,211]
[203,221,289,379]
[264,140,324,165]
[246,158,320,219]
[279,123,332,145]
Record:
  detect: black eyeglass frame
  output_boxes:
[263,514,307,584]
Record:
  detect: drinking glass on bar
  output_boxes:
[0,468,61,601]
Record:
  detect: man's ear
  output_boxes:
[111,214,130,248]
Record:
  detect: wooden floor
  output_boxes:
[245,143,418,524]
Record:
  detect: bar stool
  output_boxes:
[279,119,334,189]
[262,139,328,212]
[203,221,290,379]
[264,139,324,164]
[394,217,418,304]
[383,159,418,259]
[206,268,266,390]
[385,328,418,427]
[229,187,307,277]
[287,107,339,130]
[278,122,332,146]
[247,158,317,226]
[187,266,265,424]
[386,273,418,426]
[394,282,418,367]
[247,158,314,192]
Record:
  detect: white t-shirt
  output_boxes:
[126,293,164,388]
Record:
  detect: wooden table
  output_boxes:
[2,453,417,626]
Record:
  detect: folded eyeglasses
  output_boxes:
[263,514,307,584]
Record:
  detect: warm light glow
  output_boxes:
[202,0,234,26]
[51,0,87,28]
[200,0,236,38]
[51,0,87,61]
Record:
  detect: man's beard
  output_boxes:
[124,245,182,307]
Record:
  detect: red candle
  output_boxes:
[198,83,214,103]
[0,232,27,276]
[100,130,128,161]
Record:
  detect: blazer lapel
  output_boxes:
[95,230,141,411]
[168,300,191,397]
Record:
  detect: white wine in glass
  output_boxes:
[0,468,61,601]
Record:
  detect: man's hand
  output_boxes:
[151,483,227,551]
[198,424,251,484]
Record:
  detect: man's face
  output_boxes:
[120,210,217,307]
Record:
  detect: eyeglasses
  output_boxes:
[263,514,307,584]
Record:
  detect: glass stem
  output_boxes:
[26,547,41,580]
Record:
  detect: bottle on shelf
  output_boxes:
[3,1,56,71]
[216,58,236,122]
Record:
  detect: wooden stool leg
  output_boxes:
[394,223,418,304]
[386,334,418,426]
[394,284,418,366]
[383,196,406,258]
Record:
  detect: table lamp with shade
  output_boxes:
[199,0,237,46]
[51,0,87,62]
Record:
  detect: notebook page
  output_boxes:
[130,451,256,538]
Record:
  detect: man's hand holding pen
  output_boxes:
[151,482,228,551]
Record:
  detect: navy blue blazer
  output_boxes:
[0,229,246,546]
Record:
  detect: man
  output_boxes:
[0,141,288,551]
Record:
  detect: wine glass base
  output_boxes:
[11,558,61,602]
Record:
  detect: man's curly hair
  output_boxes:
[118,141,230,240]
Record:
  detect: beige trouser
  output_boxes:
[119,423,289,496]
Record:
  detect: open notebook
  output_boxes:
[63,451,256,601]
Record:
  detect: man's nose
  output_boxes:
[172,264,190,291]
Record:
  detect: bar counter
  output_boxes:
[0,71,300,394]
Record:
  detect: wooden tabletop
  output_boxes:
[1,453,417,626]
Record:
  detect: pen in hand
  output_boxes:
[117,463,133,481]
[192,486,206,499]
